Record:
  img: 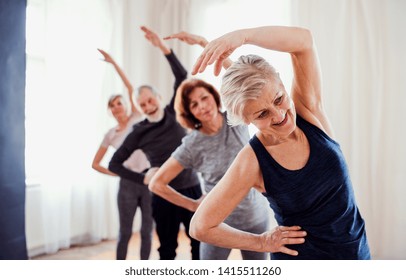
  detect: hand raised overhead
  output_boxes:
[97,48,114,64]
[192,30,246,76]
[164,31,208,48]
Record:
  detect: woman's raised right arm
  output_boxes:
[98,48,141,117]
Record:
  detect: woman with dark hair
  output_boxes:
[148,32,269,260]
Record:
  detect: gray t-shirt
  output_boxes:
[172,112,268,228]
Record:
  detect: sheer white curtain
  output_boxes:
[123,0,191,106]
[26,0,406,260]
[291,0,406,259]
[25,0,127,256]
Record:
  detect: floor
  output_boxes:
[31,229,242,260]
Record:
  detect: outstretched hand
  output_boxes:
[192,30,246,76]
[164,31,208,48]
[260,226,306,256]
[97,48,114,64]
[141,26,163,48]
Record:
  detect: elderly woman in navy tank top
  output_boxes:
[189,26,371,260]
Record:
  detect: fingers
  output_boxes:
[97,48,106,56]
[141,26,155,38]
[140,26,149,33]
[279,246,300,256]
[279,226,307,239]
[198,51,215,73]
[163,33,181,41]
[279,225,303,231]
[194,46,220,74]
[192,41,230,75]
[192,55,205,75]
[264,225,306,256]
[214,59,224,77]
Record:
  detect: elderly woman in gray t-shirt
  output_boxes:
[149,72,270,259]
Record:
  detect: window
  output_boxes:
[25,0,47,185]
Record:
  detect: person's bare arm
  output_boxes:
[97,48,141,116]
[92,145,117,176]
[190,145,306,255]
[148,157,203,212]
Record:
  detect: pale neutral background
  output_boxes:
[24,0,406,259]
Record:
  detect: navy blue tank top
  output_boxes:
[249,115,370,260]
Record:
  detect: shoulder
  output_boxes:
[132,118,151,131]
[231,144,264,191]
[237,144,258,167]
[103,126,117,140]
[128,112,144,125]
[123,121,147,142]
[178,130,202,152]
[231,123,249,136]
[224,111,249,133]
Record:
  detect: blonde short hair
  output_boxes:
[221,54,279,125]
[107,94,123,108]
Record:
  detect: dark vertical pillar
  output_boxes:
[0,0,28,259]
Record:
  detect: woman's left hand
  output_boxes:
[192,30,246,76]
[164,31,208,47]
[97,48,114,64]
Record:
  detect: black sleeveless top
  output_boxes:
[249,115,370,259]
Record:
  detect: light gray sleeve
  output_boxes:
[171,135,194,169]
[100,129,113,148]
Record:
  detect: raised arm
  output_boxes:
[164,31,232,70]
[141,26,171,55]
[148,157,202,212]
[141,26,187,111]
[190,145,306,255]
[192,26,333,137]
[97,48,140,116]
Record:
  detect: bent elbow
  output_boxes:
[148,180,158,193]
[108,161,116,173]
[300,27,314,50]
[148,178,165,195]
[189,214,207,241]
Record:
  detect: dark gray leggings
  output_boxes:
[116,178,153,260]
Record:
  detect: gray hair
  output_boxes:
[135,85,159,98]
[221,54,279,126]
